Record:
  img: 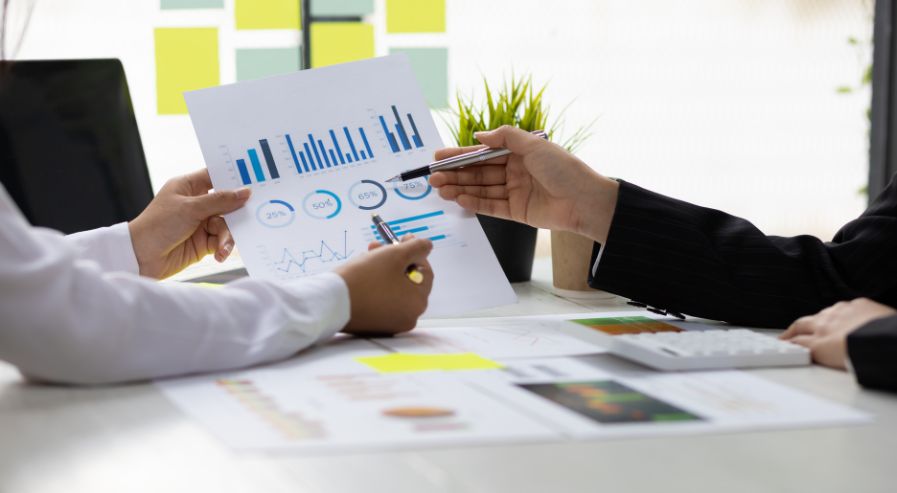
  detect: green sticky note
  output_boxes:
[311,0,373,17]
[154,28,220,115]
[386,0,445,33]
[355,353,503,373]
[390,47,448,108]
[161,0,224,8]
[310,22,374,68]
[235,0,301,30]
[236,47,301,81]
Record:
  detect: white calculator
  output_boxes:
[567,317,811,371]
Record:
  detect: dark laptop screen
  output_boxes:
[0,59,153,234]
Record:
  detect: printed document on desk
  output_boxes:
[185,55,515,315]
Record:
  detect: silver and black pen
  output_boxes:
[385,129,548,183]
[371,213,425,284]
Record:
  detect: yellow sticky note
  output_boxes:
[310,22,374,68]
[194,282,225,289]
[386,0,445,33]
[355,353,503,373]
[235,0,301,30]
[154,28,220,115]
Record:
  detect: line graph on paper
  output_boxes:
[378,321,603,359]
[259,231,355,278]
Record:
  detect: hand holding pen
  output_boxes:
[386,129,547,183]
[427,125,620,245]
[371,214,425,284]
[334,229,433,336]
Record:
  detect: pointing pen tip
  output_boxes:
[385,176,399,183]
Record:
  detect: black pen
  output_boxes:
[371,214,424,284]
[385,129,549,183]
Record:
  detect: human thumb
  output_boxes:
[474,125,539,153]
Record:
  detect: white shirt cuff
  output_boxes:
[282,271,351,345]
[66,222,140,274]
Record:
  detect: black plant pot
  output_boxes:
[477,215,538,282]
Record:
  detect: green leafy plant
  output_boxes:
[448,74,592,152]
[837,1,874,196]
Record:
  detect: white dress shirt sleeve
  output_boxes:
[0,185,350,385]
[66,223,140,274]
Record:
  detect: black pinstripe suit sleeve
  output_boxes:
[587,175,897,328]
[848,315,897,392]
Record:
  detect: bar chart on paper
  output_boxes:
[284,125,376,174]
[378,104,426,153]
[227,139,282,186]
[187,55,517,315]
[365,210,466,248]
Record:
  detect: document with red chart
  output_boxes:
[185,55,515,316]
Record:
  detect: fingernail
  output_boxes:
[235,187,251,200]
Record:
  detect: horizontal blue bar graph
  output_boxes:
[369,211,444,231]
[369,211,446,244]
[384,210,444,227]
[397,226,428,235]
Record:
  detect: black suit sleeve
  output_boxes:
[847,315,897,392]
[588,175,897,328]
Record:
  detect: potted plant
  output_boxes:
[449,74,590,282]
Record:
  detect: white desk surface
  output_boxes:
[1,259,894,493]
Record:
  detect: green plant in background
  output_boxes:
[837,0,874,196]
[448,74,592,152]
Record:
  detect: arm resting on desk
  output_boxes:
[589,177,897,328]
[848,315,897,392]
[0,187,349,385]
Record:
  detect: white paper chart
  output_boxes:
[185,55,515,316]
[158,345,871,453]
[379,320,607,359]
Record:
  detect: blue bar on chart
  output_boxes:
[236,159,251,185]
[343,127,360,162]
[369,210,447,243]
[329,130,346,165]
[360,127,374,158]
[248,149,266,183]
[379,104,425,153]
[259,139,280,179]
[233,140,283,185]
[286,126,375,175]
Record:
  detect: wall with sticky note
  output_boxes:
[161,0,224,9]
[154,28,220,114]
[5,0,875,278]
[310,23,374,68]
[8,0,451,192]
[390,48,448,109]
[236,47,301,81]
[235,0,301,30]
[386,0,446,33]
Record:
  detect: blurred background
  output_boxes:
[5,0,874,245]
